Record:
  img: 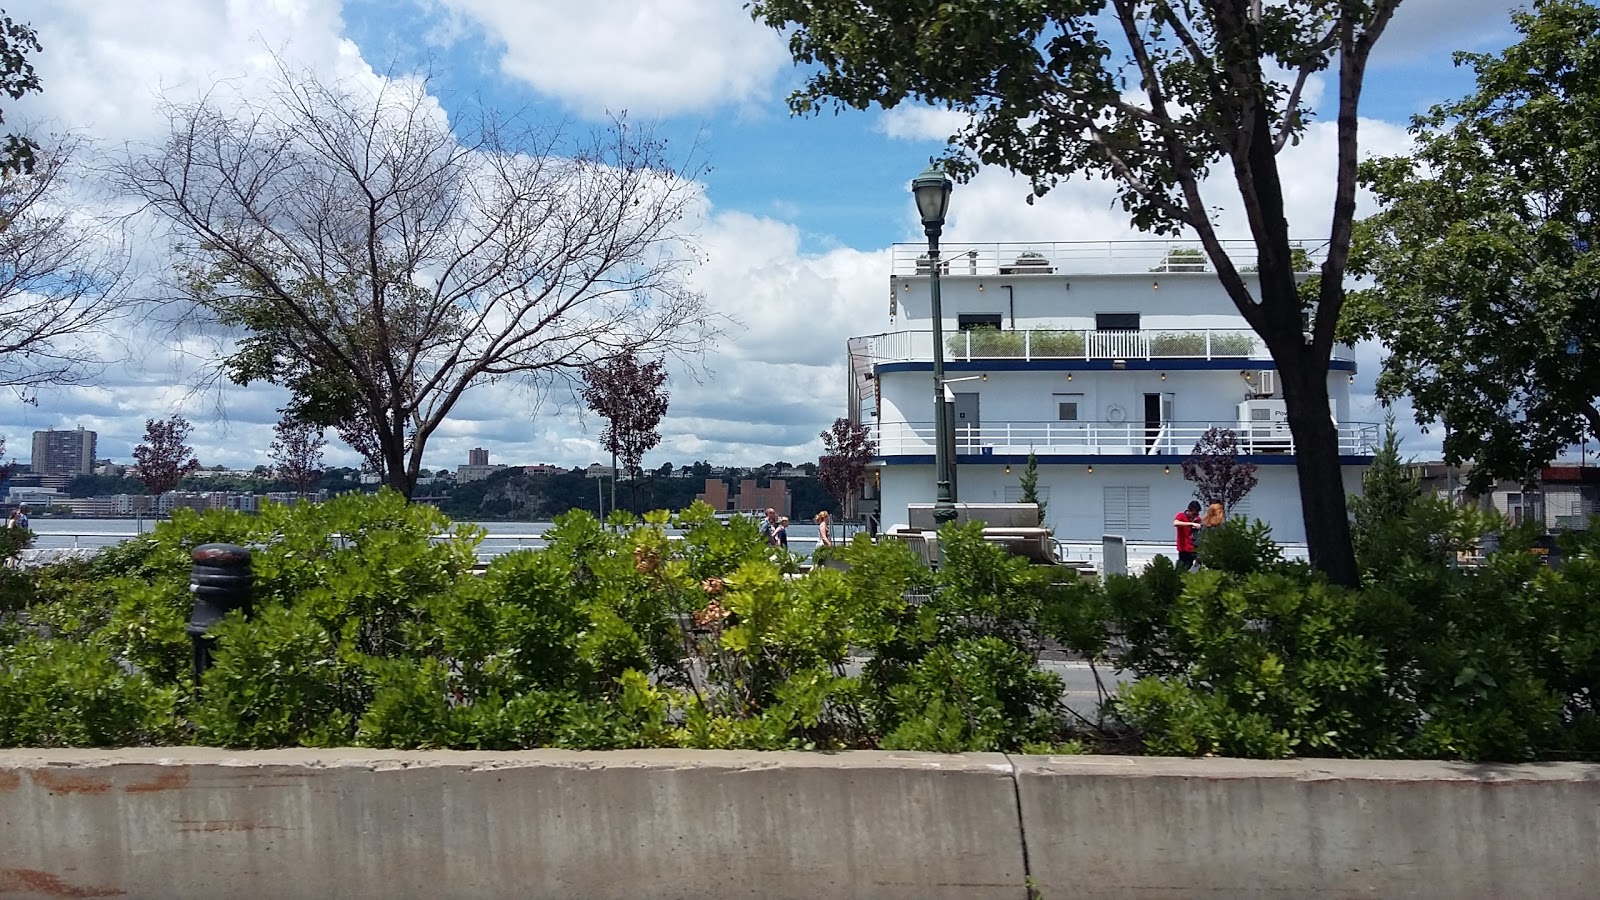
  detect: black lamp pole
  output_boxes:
[912,165,958,525]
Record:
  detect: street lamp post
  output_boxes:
[912,165,958,525]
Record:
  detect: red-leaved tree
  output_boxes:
[582,352,670,515]
[133,415,201,496]
[1182,427,1259,514]
[819,417,876,521]
[269,412,326,499]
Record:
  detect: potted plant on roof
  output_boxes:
[1000,251,1054,274]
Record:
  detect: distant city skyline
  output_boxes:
[0,0,1533,472]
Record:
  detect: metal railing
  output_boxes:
[870,420,1382,457]
[890,240,1328,277]
[851,328,1357,362]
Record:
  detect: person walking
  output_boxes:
[1174,500,1202,571]
[813,510,833,549]
[760,507,779,546]
[774,517,790,551]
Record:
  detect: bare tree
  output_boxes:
[113,61,719,499]
[0,141,126,400]
[583,351,670,515]
[268,411,326,499]
[133,415,200,496]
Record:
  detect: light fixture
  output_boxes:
[981,373,988,381]
[1164,465,1170,475]
[1066,373,1073,382]
[912,163,958,525]
[1152,280,1160,290]
[1004,465,1011,475]
[1160,372,1167,381]
[1350,374,1356,383]
[978,283,985,292]
[1087,465,1094,474]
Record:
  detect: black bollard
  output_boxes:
[188,543,253,686]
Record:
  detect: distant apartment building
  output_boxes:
[457,448,508,483]
[694,478,792,517]
[31,427,97,477]
[524,464,564,475]
[1412,462,1600,531]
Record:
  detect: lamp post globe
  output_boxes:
[912,165,952,231]
[911,164,958,525]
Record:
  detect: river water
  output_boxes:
[23,517,835,559]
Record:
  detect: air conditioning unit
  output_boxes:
[1238,399,1290,452]
[1257,370,1276,397]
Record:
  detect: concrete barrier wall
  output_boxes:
[2,749,1597,899]
[1015,755,1600,899]
[0,749,1026,900]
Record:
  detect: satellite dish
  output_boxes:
[1106,404,1127,423]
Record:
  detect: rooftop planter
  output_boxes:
[998,252,1054,275]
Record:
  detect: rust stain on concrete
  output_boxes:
[29,771,111,795]
[124,768,190,793]
[173,818,283,833]
[0,770,19,792]
[0,868,126,897]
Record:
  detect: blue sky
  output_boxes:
[1,0,1529,472]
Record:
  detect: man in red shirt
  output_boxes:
[1174,500,1202,571]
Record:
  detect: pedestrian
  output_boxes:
[813,510,832,548]
[775,517,790,550]
[760,507,779,545]
[1173,500,1202,571]
[12,506,28,530]
[1199,500,1225,545]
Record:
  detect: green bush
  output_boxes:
[950,325,1024,357]
[4,489,1597,762]
[1029,330,1086,357]
[0,636,183,747]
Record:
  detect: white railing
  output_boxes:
[891,240,1329,277]
[853,328,1358,363]
[870,421,1381,457]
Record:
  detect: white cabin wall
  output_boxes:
[880,463,1369,544]
[894,274,1255,328]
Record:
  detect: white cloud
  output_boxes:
[876,106,970,142]
[10,0,365,143]
[1373,0,1523,64]
[430,0,790,118]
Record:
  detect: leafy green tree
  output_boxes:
[1018,451,1046,526]
[1347,0,1600,488]
[0,10,41,176]
[751,0,1404,586]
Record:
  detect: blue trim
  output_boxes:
[876,358,1358,374]
[878,454,1374,466]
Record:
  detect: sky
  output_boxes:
[0,0,1531,473]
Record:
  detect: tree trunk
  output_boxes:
[1277,353,1359,587]
[609,449,617,517]
[382,431,414,500]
